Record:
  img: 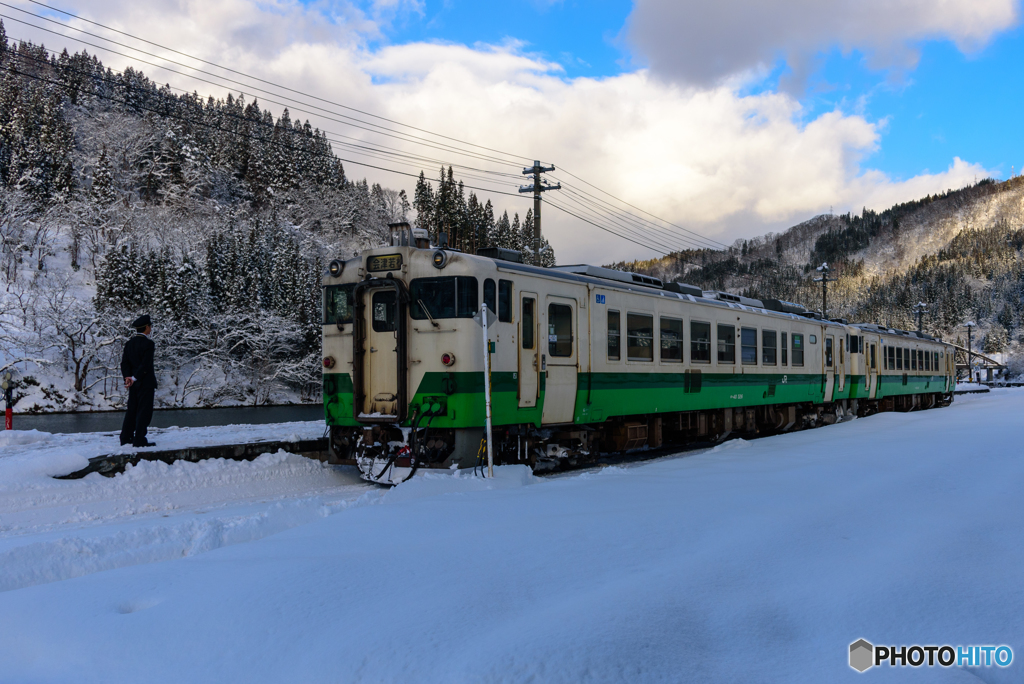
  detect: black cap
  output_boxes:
[131,314,151,329]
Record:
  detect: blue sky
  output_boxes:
[360,0,1024,185]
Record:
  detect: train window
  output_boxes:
[934,351,939,370]
[717,324,735,364]
[608,310,621,361]
[924,351,930,371]
[825,337,833,368]
[781,332,788,366]
[896,348,903,371]
[741,327,757,365]
[810,334,817,344]
[410,276,479,320]
[691,321,711,363]
[792,333,804,366]
[919,350,925,371]
[484,279,496,315]
[522,298,535,349]
[904,348,910,370]
[660,317,683,362]
[887,346,895,370]
[627,313,654,361]
[762,330,777,365]
[371,290,398,332]
[839,338,844,365]
[870,344,876,369]
[498,280,513,322]
[548,303,574,357]
[323,284,355,325]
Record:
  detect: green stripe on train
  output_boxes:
[324,370,951,429]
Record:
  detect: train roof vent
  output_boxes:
[704,290,740,303]
[478,247,524,263]
[663,282,704,297]
[702,291,766,308]
[760,298,809,315]
[551,265,664,289]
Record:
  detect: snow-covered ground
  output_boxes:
[1,392,1023,682]
[0,421,369,593]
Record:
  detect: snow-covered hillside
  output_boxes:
[0,390,1021,682]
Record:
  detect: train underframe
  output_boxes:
[330,392,954,485]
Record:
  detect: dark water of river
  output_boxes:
[9,404,325,434]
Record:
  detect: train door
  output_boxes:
[541,295,578,424]
[824,334,835,400]
[362,287,400,417]
[867,338,879,399]
[944,352,951,392]
[837,336,846,393]
[518,293,539,408]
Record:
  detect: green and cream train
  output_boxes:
[322,228,955,484]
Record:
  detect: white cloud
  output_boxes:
[7,0,995,263]
[625,0,1019,86]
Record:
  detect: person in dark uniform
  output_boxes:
[119,314,158,447]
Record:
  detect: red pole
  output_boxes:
[4,407,11,430]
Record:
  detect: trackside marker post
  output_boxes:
[481,303,494,477]
[2,372,12,430]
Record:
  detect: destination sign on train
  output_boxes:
[367,254,403,272]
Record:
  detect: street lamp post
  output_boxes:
[913,302,927,333]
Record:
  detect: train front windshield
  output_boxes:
[324,284,355,324]
[409,277,478,320]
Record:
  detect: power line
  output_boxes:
[543,198,669,256]
[550,188,691,254]
[7,40,532,202]
[15,0,537,165]
[558,185,716,252]
[1,16,733,258]
[1,3,729,252]
[1,58,532,203]
[0,7,528,174]
[552,174,729,250]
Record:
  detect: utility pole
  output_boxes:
[964,321,976,380]
[519,161,560,265]
[913,302,928,333]
[813,263,834,319]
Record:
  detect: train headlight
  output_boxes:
[323,356,336,369]
[432,250,448,269]
[441,352,455,367]
[328,260,344,277]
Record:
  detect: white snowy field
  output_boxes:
[1,392,1023,682]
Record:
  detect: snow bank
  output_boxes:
[0,420,325,490]
[0,428,52,446]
